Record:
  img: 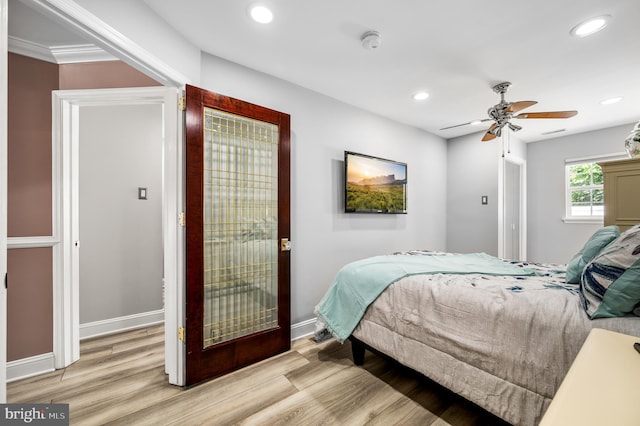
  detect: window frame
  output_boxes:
[563,153,627,223]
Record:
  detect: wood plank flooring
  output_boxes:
[7,325,510,425]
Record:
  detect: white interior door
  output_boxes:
[499,157,526,261]
[1,0,8,404]
[504,160,521,260]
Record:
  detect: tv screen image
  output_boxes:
[344,151,407,214]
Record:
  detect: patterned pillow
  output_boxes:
[566,226,620,283]
[580,224,640,319]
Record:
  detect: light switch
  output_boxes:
[481,195,488,205]
[138,187,147,200]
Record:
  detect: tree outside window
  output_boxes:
[567,162,603,217]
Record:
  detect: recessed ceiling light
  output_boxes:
[412,92,429,101]
[470,120,482,126]
[250,4,274,24]
[570,15,610,37]
[600,96,623,105]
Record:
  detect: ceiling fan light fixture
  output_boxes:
[508,123,522,132]
[570,15,610,37]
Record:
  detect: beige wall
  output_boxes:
[7,248,52,360]
[7,53,161,362]
[8,53,56,237]
[59,61,160,90]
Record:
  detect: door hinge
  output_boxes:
[179,212,186,227]
[178,326,185,343]
[178,96,186,111]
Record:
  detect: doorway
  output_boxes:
[78,103,163,331]
[499,157,526,261]
[52,87,184,385]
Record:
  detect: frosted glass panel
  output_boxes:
[202,108,279,348]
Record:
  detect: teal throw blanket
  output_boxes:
[315,252,535,342]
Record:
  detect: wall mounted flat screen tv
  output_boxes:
[344,151,407,214]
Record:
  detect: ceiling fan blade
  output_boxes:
[505,101,537,113]
[515,111,578,119]
[481,123,498,142]
[440,118,492,130]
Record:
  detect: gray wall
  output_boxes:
[79,104,163,323]
[446,132,499,255]
[526,123,634,263]
[69,0,638,327]
[447,132,527,256]
[74,0,201,84]
[69,2,447,326]
[198,53,448,324]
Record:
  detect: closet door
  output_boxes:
[184,85,291,386]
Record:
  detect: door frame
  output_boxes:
[498,155,527,260]
[1,0,8,403]
[24,0,190,386]
[52,87,184,385]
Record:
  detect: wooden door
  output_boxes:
[184,85,291,386]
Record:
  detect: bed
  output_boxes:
[315,225,640,425]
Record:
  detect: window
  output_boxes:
[566,162,603,218]
[564,153,627,223]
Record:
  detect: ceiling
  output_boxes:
[9,0,640,142]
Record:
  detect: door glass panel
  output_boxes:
[203,107,279,348]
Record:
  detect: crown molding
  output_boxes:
[8,36,55,63]
[9,35,117,64]
[51,43,117,63]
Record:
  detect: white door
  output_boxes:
[1,0,9,404]
[500,156,526,261]
[52,87,184,385]
[504,160,521,260]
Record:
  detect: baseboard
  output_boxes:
[7,352,55,383]
[291,317,317,341]
[80,309,165,340]
[7,315,318,382]
[80,311,314,341]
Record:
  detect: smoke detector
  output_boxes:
[361,31,382,50]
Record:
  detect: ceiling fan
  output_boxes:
[441,82,578,141]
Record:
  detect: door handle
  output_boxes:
[280,238,291,252]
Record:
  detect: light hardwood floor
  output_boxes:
[7,325,510,425]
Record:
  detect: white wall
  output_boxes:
[526,123,634,263]
[79,104,164,323]
[199,53,448,324]
[73,0,201,84]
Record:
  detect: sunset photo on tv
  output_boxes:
[344,152,407,213]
